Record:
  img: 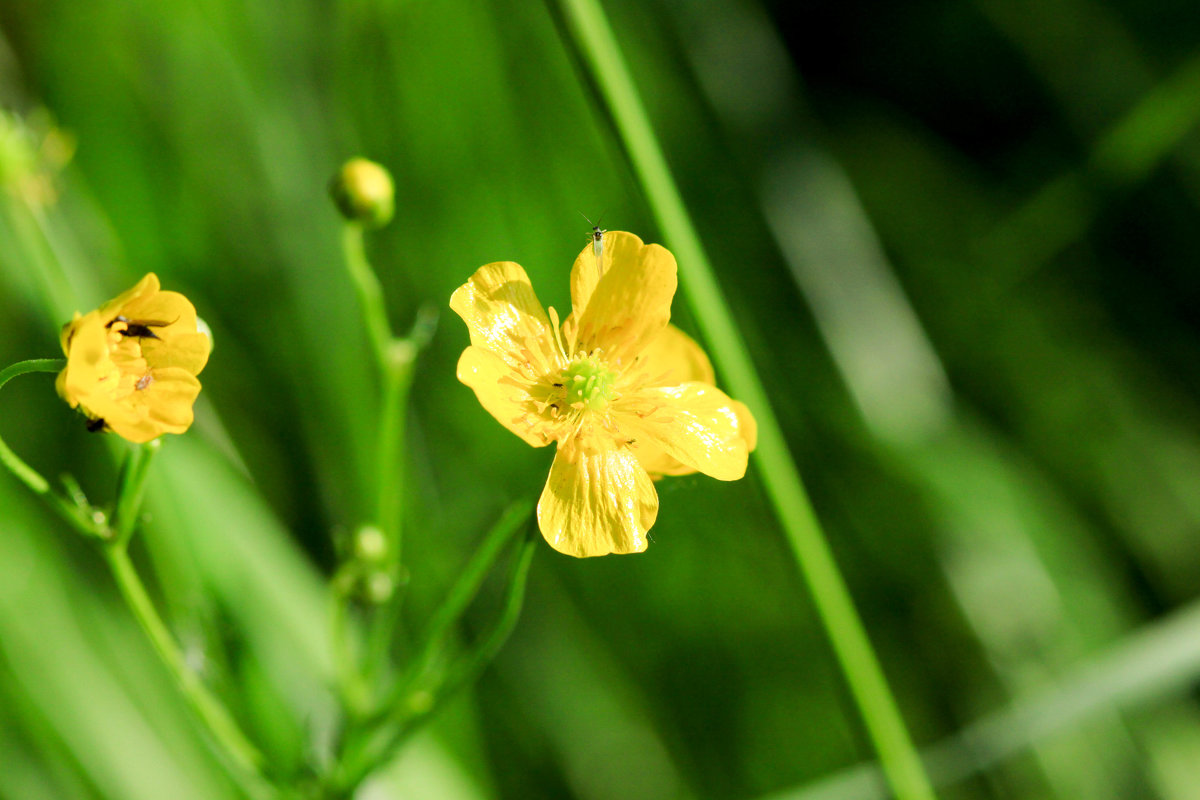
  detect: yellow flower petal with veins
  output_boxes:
[631,324,718,478]
[451,232,756,557]
[456,345,554,448]
[617,383,749,481]
[57,274,211,443]
[539,441,659,557]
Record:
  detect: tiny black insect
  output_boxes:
[86,417,106,433]
[107,314,171,340]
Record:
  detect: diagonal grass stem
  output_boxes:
[552,2,936,798]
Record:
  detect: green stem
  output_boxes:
[334,525,538,794]
[104,545,275,798]
[338,222,418,701]
[374,500,534,716]
[0,358,105,538]
[374,342,416,567]
[361,309,438,683]
[341,223,393,373]
[0,359,65,494]
[438,528,538,694]
[330,584,370,715]
[111,440,161,548]
[553,3,936,799]
[102,439,277,797]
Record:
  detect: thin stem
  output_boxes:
[552,3,937,799]
[330,583,370,715]
[111,440,161,548]
[334,525,538,794]
[105,440,274,795]
[0,358,104,538]
[338,223,418,701]
[341,223,393,373]
[437,529,538,695]
[375,500,534,715]
[0,359,65,494]
[374,342,416,568]
[104,545,275,799]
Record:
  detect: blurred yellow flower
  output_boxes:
[56,274,211,443]
[451,231,757,557]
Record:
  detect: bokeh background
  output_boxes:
[2,0,1200,798]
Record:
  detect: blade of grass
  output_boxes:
[550,2,935,798]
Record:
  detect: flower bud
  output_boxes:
[353,524,388,563]
[365,572,395,604]
[329,158,394,228]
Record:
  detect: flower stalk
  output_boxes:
[111,439,160,547]
[552,1,937,798]
[102,444,276,798]
[1,361,273,797]
[0,358,106,538]
[330,517,538,795]
[341,223,394,375]
[0,358,66,495]
[379,500,534,714]
[104,544,275,800]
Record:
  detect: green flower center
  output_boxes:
[563,357,617,412]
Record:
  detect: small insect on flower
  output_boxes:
[56,274,211,443]
[581,212,607,264]
[450,231,757,558]
[107,314,174,341]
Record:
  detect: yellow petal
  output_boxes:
[141,330,211,374]
[730,400,758,452]
[632,447,696,479]
[449,261,561,378]
[618,382,750,481]
[56,312,120,408]
[119,287,192,328]
[457,346,554,448]
[59,312,83,355]
[96,273,160,323]
[104,368,202,443]
[537,441,659,557]
[623,327,720,476]
[567,231,677,368]
[567,230,647,324]
[635,324,714,386]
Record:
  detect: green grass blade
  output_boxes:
[551,1,936,798]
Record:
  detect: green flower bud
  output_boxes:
[330,158,395,228]
[353,524,388,563]
[365,572,395,604]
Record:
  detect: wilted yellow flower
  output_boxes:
[56,274,211,443]
[451,231,757,557]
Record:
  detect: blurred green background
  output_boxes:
[2,0,1200,798]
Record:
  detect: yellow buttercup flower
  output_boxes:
[451,231,757,557]
[56,274,211,443]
